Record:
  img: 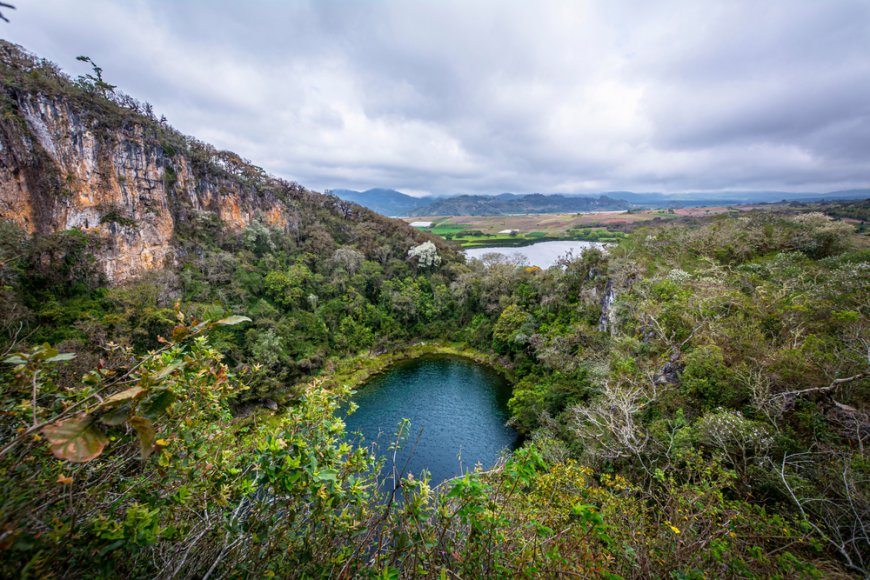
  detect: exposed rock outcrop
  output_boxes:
[0,41,444,284]
[597,280,616,333]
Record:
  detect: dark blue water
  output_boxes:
[343,355,519,486]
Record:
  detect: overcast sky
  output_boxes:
[3,0,869,196]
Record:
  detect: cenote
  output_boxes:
[343,355,519,487]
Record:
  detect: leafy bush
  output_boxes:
[681,345,744,410]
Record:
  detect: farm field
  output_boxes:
[404,206,766,247]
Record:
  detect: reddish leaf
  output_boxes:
[170,325,187,341]
[42,414,108,463]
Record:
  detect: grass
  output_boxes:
[458,235,564,248]
[428,222,469,235]
[409,213,639,248]
[443,227,628,248]
[295,342,514,396]
[567,228,628,242]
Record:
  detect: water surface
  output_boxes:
[344,355,518,486]
[465,240,605,268]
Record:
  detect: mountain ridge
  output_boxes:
[330,187,870,217]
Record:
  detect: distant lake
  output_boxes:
[344,355,518,487]
[465,240,605,268]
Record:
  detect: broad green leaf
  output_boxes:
[98,406,130,426]
[154,360,186,380]
[45,352,76,363]
[103,386,145,405]
[130,416,156,461]
[316,469,338,482]
[140,390,176,419]
[42,415,109,463]
[215,315,252,326]
[3,355,26,365]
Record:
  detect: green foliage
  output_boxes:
[264,263,312,309]
[508,369,593,434]
[492,304,534,353]
[681,345,743,409]
[162,164,177,188]
[1,190,867,575]
[98,205,137,228]
[24,229,105,297]
[0,314,379,577]
[74,55,116,96]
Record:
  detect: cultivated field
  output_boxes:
[403,206,767,246]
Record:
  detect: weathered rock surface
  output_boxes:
[0,41,437,284]
[0,77,294,281]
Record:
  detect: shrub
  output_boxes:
[681,344,744,409]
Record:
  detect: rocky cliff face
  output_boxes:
[2,92,179,281]
[0,41,421,284]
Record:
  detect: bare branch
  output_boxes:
[778,451,869,575]
[770,373,866,406]
[0,3,15,23]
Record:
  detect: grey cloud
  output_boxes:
[3,0,868,195]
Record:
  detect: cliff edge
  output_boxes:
[0,41,437,283]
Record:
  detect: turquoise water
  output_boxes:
[343,355,519,486]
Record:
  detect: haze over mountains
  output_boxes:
[330,187,870,217]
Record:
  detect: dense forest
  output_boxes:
[1,43,869,578]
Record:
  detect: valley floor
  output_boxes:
[403,205,775,247]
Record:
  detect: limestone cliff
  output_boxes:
[0,41,436,283]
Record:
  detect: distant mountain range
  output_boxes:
[327,188,870,217]
[406,193,631,216]
[327,188,428,217]
[327,189,628,216]
[599,189,870,206]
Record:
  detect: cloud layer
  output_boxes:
[5,0,869,195]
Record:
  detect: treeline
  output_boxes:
[1,206,868,576]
